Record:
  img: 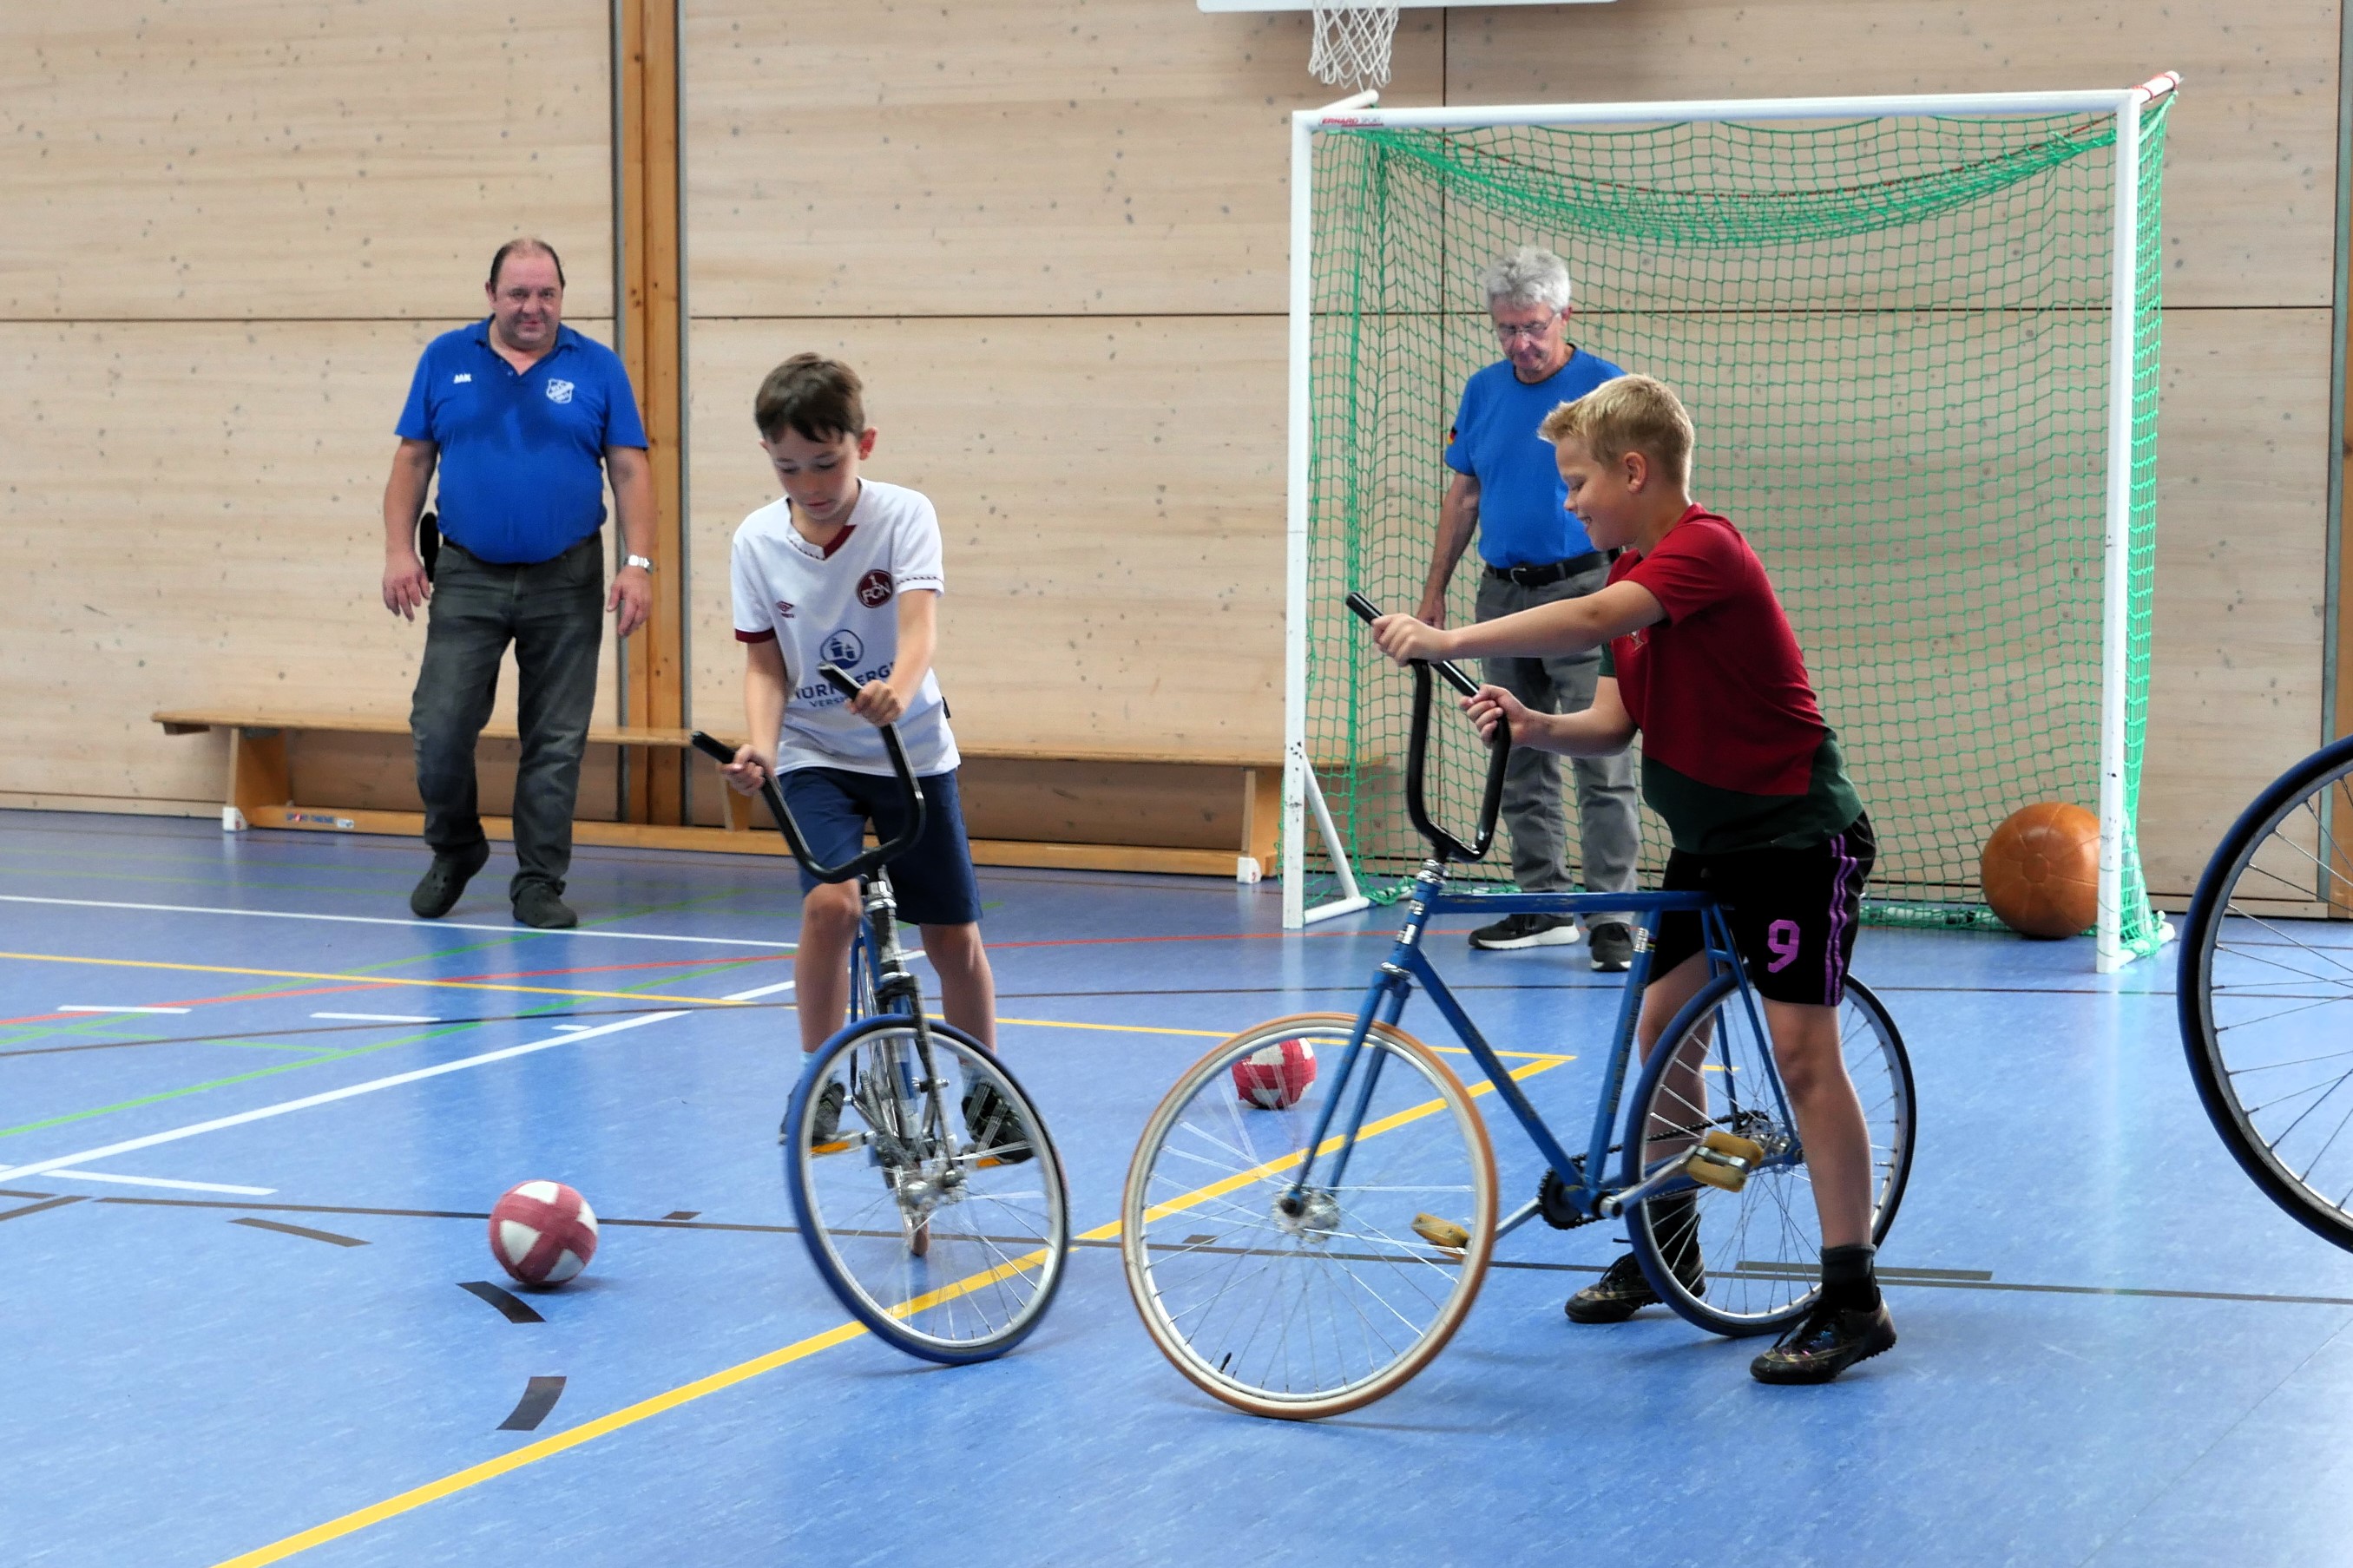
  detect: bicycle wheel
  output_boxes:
[1121,1013,1498,1420]
[1623,975,1914,1336]
[785,1016,1069,1363]
[2181,733,2353,1250]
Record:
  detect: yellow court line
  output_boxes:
[998,1014,1568,1060]
[1139,1054,1572,1225]
[213,1049,1576,1565]
[0,950,746,1008]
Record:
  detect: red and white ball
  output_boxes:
[1232,1037,1318,1110]
[489,1179,600,1287]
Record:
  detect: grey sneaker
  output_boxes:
[512,882,577,929]
[1588,922,1635,973]
[783,1075,847,1147]
[410,843,489,919]
[962,1079,1035,1165]
[1469,912,1582,951]
[1750,1299,1896,1384]
[1566,1244,1705,1323]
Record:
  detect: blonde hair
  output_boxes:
[1539,374,1693,485]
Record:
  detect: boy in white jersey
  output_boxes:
[719,354,999,1144]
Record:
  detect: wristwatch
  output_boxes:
[624,554,654,572]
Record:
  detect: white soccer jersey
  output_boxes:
[729,478,959,777]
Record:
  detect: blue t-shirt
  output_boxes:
[395,321,649,565]
[1443,349,1625,567]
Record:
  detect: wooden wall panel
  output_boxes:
[684,317,1285,755]
[682,0,1444,317]
[0,319,626,812]
[2142,306,2334,896]
[1445,1,2339,311]
[0,2,615,319]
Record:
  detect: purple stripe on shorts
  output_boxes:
[1824,828,1857,1002]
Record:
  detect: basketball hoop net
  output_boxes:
[1308,3,1398,89]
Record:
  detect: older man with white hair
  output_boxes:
[1416,246,1640,968]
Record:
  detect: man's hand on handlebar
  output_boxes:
[720,744,774,796]
[848,679,909,727]
[1371,613,1456,667]
[1464,685,1536,748]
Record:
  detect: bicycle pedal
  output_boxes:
[1412,1213,1469,1251]
[1701,1130,1765,1165]
[1683,1141,1754,1193]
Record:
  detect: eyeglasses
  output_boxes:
[1493,314,1561,343]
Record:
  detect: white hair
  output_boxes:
[1481,246,1573,313]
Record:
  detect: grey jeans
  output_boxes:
[1475,563,1640,919]
[411,535,604,897]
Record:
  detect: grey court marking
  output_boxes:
[0,895,798,949]
[67,1194,2353,1313]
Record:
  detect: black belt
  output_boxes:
[1485,550,1607,588]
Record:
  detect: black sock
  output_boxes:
[1648,1191,1700,1276]
[1820,1243,1880,1312]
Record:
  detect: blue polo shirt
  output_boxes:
[1444,348,1624,567]
[395,320,648,565]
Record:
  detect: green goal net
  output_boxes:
[1289,89,2173,966]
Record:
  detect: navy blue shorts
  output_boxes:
[776,766,983,926]
[1649,813,1875,1007]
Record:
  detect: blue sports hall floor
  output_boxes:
[3,808,2351,1566]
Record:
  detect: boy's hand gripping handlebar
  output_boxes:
[1344,593,1511,864]
[689,663,930,884]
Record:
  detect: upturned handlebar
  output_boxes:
[690,662,930,884]
[1344,594,1511,864]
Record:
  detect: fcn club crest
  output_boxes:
[545,378,575,404]
[857,569,894,608]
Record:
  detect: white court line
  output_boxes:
[721,979,796,1002]
[551,1024,594,1033]
[46,1170,277,1196]
[312,1012,441,1024]
[57,1005,191,1015]
[0,1010,687,1184]
[0,896,798,950]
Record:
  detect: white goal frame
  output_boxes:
[1280,77,2181,972]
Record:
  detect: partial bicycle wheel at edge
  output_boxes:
[1121,1014,1498,1420]
[1624,974,1914,1337]
[786,1016,1069,1363]
[2180,732,2353,1251]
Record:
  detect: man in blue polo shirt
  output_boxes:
[380,238,654,929]
[1414,246,1640,968]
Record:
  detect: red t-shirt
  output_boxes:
[1607,505,1826,798]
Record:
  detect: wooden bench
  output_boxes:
[152,709,1279,880]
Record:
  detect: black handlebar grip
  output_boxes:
[818,663,862,699]
[689,731,738,766]
[1342,593,1483,699]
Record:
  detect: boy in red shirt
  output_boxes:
[1372,374,1893,1384]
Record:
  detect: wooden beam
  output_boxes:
[616,0,686,824]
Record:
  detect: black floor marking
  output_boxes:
[231,1217,367,1247]
[498,1376,566,1432]
[459,1281,545,1324]
[662,1210,701,1221]
[0,1195,83,1223]
[0,1187,56,1199]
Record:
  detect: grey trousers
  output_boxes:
[1475,563,1640,918]
[411,535,604,898]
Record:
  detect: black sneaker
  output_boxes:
[1565,1246,1705,1322]
[512,882,577,929]
[782,1075,848,1147]
[1469,912,1581,951]
[409,843,490,919]
[1587,922,1634,973]
[1750,1298,1897,1384]
[961,1079,1034,1165]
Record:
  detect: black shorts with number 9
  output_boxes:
[1646,813,1875,1007]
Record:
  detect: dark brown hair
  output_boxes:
[488,238,566,290]
[754,353,866,443]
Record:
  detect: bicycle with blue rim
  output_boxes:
[693,664,1069,1364]
[1119,598,1916,1417]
